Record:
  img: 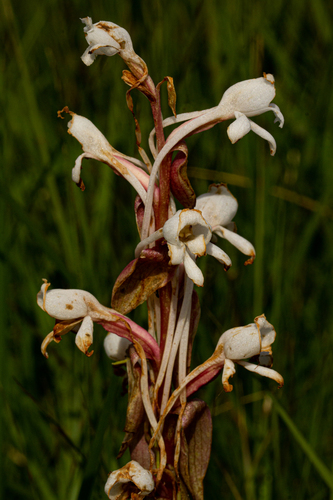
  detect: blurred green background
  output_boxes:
[1,0,333,498]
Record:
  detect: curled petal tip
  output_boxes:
[244,253,255,266]
[41,331,55,359]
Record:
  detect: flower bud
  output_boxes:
[104,332,131,361]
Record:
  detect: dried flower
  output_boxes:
[37,280,160,362]
[104,460,154,499]
[80,17,147,79]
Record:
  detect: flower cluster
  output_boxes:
[37,17,284,500]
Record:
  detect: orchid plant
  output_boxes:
[38,17,284,500]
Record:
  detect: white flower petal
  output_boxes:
[237,361,284,388]
[269,103,284,128]
[67,112,114,163]
[222,358,236,392]
[81,46,97,66]
[186,232,207,257]
[206,242,232,269]
[227,113,251,144]
[104,461,154,499]
[72,152,99,184]
[163,210,182,246]
[249,119,277,156]
[75,315,94,356]
[36,282,100,320]
[220,74,276,116]
[86,43,120,58]
[167,243,185,266]
[214,226,255,265]
[254,314,276,349]
[184,250,204,287]
[195,183,238,228]
[104,333,131,361]
[219,323,261,359]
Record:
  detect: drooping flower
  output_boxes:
[195,183,256,265]
[220,73,284,155]
[162,209,232,286]
[37,280,160,362]
[104,460,154,499]
[57,107,149,202]
[216,314,284,392]
[80,17,147,79]
[37,280,103,357]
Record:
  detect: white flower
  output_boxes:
[58,106,148,201]
[104,332,131,361]
[37,280,103,357]
[162,209,232,286]
[217,314,284,392]
[195,183,255,265]
[142,74,284,241]
[80,17,147,80]
[81,17,132,66]
[219,73,284,155]
[104,460,154,499]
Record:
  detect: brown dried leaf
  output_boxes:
[157,76,177,117]
[122,70,155,100]
[112,247,176,315]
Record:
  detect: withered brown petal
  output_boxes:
[112,248,177,315]
[170,148,196,209]
[166,77,177,118]
[122,70,155,101]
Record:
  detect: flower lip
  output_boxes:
[163,209,212,251]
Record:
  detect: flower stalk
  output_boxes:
[37,17,285,499]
